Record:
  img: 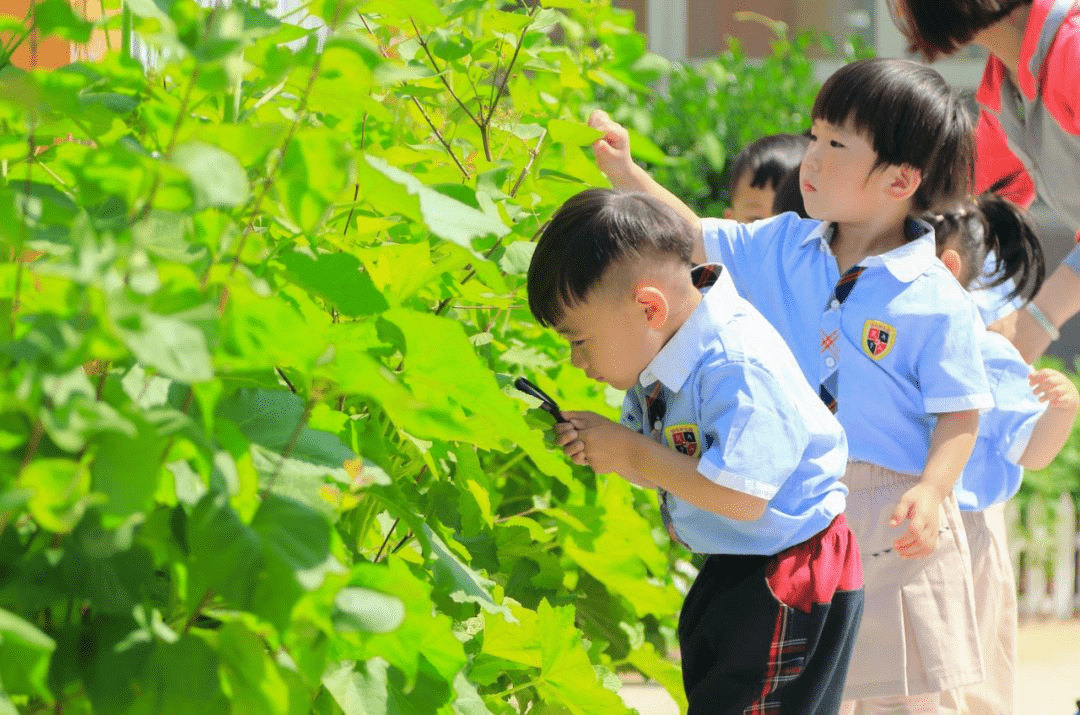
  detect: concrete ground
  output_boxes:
[619,618,1080,714]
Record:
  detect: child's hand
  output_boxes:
[1029,368,1080,410]
[553,410,632,474]
[588,110,634,185]
[888,483,946,558]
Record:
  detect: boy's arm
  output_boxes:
[1018,368,1080,470]
[891,409,979,558]
[588,110,706,263]
[556,411,767,521]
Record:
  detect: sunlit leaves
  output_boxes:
[0,0,713,711]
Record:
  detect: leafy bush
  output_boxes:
[0,0,691,712]
[595,14,874,217]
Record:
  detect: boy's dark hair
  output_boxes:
[527,189,695,327]
[925,178,1045,300]
[812,58,974,212]
[729,133,811,195]
[772,168,808,218]
[887,0,1032,61]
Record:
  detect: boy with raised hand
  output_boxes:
[526,187,863,715]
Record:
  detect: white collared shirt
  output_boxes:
[702,212,993,476]
[620,267,849,555]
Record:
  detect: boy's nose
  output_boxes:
[570,347,587,371]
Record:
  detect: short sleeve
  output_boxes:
[700,213,804,294]
[695,358,810,500]
[975,112,1036,207]
[981,351,1047,464]
[917,298,994,414]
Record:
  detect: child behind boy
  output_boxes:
[527,188,863,714]
[725,133,810,223]
[927,196,1077,715]
[590,58,994,714]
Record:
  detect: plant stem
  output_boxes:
[373,517,400,562]
[410,17,483,131]
[20,420,43,472]
[261,398,313,498]
[182,589,214,635]
[510,129,546,197]
[483,679,539,704]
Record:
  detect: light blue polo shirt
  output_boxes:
[620,266,848,556]
[956,331,1045,511]
[701,212,994,475]
[970,252,1024,325]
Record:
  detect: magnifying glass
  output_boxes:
[513,377,567,423]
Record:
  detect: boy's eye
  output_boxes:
[830,139,845,148]
[808,132,818,142]
[570,339,585,347]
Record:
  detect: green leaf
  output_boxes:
[90,412,167,523]
[483,601,632,714]
[217,623,291,715]
[127,635,230,715]
[384,309,571,484]
[115,311,214,383]
[32,0,93,42]
[332,587,406,634]
[171,141,251,209]
[17,459,97,533]
[278,130,352,231]
[360,156,509,252]
[546,119,603,147]
[0,608,56,701]
[278,250,389,318]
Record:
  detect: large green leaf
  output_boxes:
[217,623,291,715]
[0,608,55,701]
[482,601,632,714]
[359,156,509,252]
[17,458,97,533]
[171,141,251,209]
[383,309,571,483]
[127,635,230,715]
[278,249,389,318]
[90,411,167,523]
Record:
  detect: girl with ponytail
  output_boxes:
[924,193,1076,715]
[591,58,997,714]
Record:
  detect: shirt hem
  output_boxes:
[697,454,780,500]
[841,667,985,701]
[923,393,994,414]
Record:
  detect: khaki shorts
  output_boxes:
[840,461,984,701]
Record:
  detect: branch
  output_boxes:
[510,128,545,198]
[483,2,542,129]
[409,17,483,130]
[358,14,470,178]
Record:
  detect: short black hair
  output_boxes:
[888,0,1031,61]
[527,189,695,328]
[812,58,974,212]
[729,133,811,196]
[771,168,808,218]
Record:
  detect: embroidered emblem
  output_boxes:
[862,320,896,360]
[820,328,840,358]
[664,424,701,458]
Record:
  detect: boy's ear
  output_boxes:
[939,248,963,281]
[886,164,922,201]
[634,285,669,328]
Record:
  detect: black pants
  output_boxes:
[678,515,864,715]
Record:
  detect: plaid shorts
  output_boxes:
[679,514,864,715]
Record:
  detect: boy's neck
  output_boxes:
[830,208,912,274]
[973,4,1031,81]
[661,285,703,343]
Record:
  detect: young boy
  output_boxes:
[527,187,863,715]
[725,133,810,222]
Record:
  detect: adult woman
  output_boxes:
[890,0,1080,362]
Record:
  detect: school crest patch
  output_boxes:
[664,424,701,458]
[862,319,896,360]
